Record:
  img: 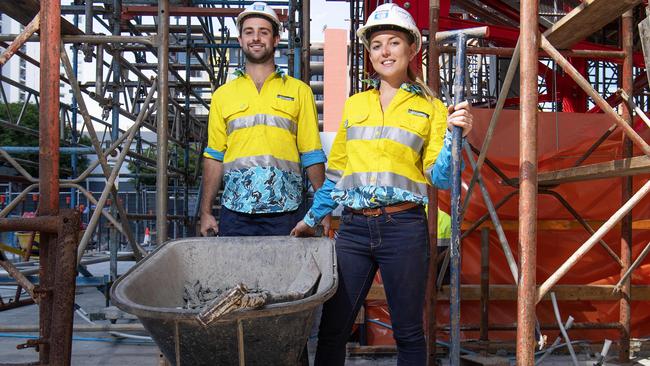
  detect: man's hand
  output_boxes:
[200,214,218,237]
[447,100,474,137]
[321,215,332,238]
[290,220,315,237]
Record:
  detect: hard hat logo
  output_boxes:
[357,3,422,53]
[374,11,389,20]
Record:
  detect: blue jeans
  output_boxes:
[218,206,301,236]
[315,206,430,366]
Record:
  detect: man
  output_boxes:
[200,2,327,237]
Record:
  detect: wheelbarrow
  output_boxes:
[110,236,337,366]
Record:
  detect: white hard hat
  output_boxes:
[356,3,422,53]
[236,2,282,33]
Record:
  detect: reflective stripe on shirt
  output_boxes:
[336,171,428,197]
[346,125,424,152]
[227,114,297,135]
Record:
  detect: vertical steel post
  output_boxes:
[156,0,170,245]
[517,0,539,364]
[303,0,311,84]
[425,2,441,365]
[480,227,490,343]
[110,0,122,283]
[50,210,81,365]
[449,32,467,366]
[39,1,61,363]
[619,9,633,363]
[184,16,191,238]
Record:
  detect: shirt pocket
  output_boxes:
[400,111,430,137]
[271,95,299,120]
[223,102,249,121]
[224,102,250,135]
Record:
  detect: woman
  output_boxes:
[291,3,473,364]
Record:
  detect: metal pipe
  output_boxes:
[0,147,97,154]
[464,144,518,282]
[437,45,625,59]
[619,10,634,363]
[619,90,650,128]
[615,240,650,292]
[426,1,441,364]
[535,316,574,365]
[60,40,145,260]
[0,149,37,183]
[156,0,170,245]
[540,35,650,157]
[0,34,155,45]
[50,210,81,363]
[0,216,59,233]
[448,32,467,366]
[537,180,650,302]
[549,292,579,366]
[437,322,622,331]
[301,0,310,84]
[0,258,37,302]
[0,13,40,66]
[76,82,158,262]
[461,39,520,221]
[39,2,61,362]
[480,227,489,342]
[571,123,617,167]
[541,190,622,266]
[0,323,145,333]
[0,184,38,219]
[517,0,539,363]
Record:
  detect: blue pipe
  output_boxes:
[448,32,467,366]
[0,333,154,345]
[0,147,96,154]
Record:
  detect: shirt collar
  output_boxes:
[361,78,423,96]
[233,65,287,81]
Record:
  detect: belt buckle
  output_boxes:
[362,208,381,217]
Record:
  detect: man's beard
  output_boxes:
[243,45,275,64]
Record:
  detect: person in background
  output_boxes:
[200,2,328,237]
[291,3,473,364]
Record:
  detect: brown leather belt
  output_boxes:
[347,201,421,217]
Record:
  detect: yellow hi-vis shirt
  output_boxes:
[326,87,447,203]
[203,68,326,214]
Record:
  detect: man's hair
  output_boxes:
[238,14,280,37]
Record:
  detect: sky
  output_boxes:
[309,0,350,41]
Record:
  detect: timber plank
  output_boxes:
[543,0,641,50]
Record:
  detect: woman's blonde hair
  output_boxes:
[407,66,436,100]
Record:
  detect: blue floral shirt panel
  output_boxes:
[222,166,303,214]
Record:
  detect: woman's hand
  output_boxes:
[290,220,315,237]
[447,100,473,137]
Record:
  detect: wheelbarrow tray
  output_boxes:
[110,236,337,366]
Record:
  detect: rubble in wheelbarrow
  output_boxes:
[182,280,265,310]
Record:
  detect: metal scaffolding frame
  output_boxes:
[0,0,648,364]
[347,0,650,365]
[0,0,307,364]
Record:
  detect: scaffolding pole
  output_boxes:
[517,1,539,365]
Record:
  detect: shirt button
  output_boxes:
[374,131,380,138]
